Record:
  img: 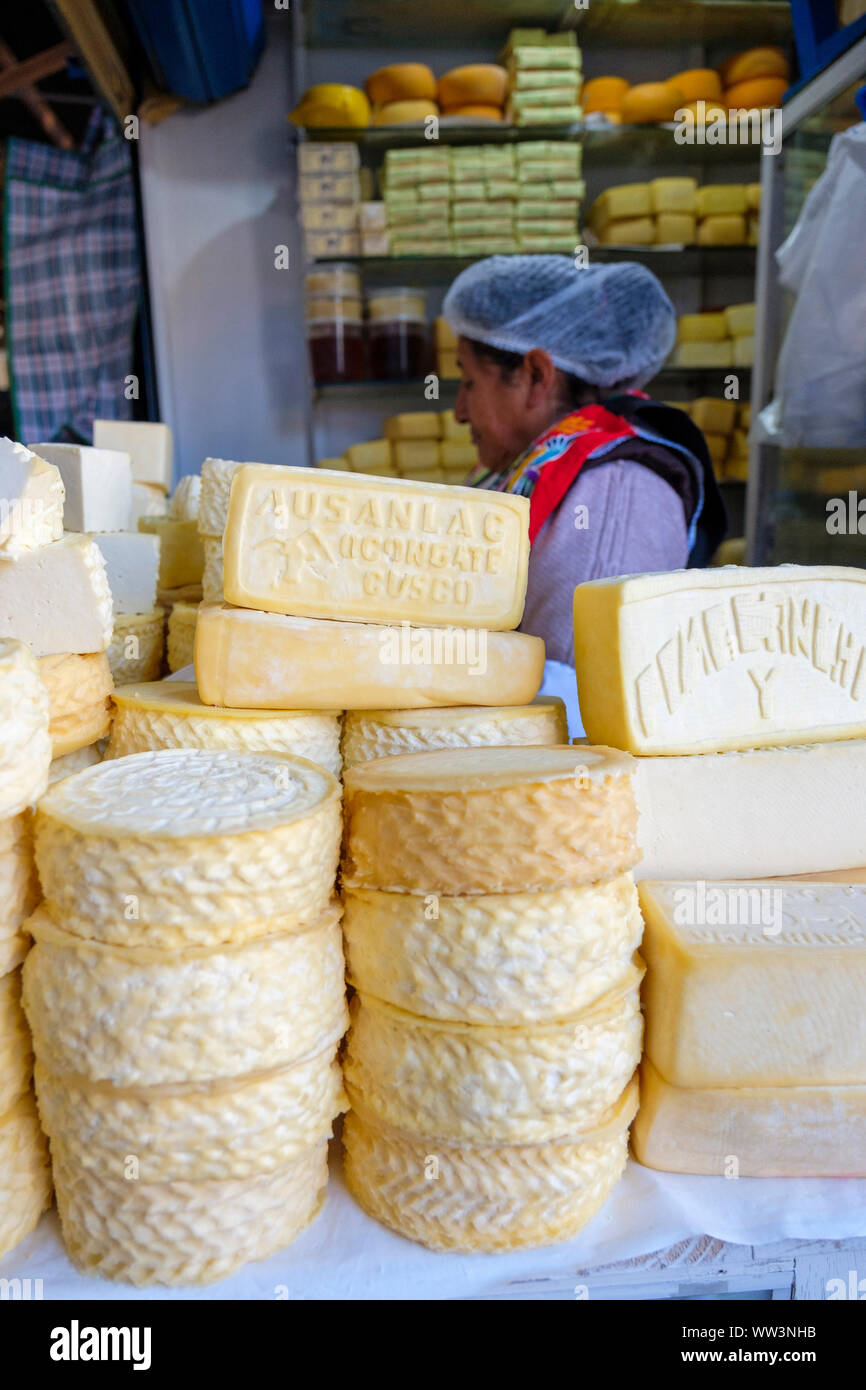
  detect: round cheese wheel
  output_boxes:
[289,83,370,129]
[725,76,788,109]
[670,68,723,103]
[437,64,508,108]
[372,99,439,126]
[366,63,436,105]
[620,82,686,124]
[682,99,730,122]
[582,76,630,114]
[441,103,503,121]
[719,46,789,87]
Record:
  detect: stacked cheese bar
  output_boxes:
[670,396,751,481]
[573,565,866,1176]
[586,180,759,246]
[450,145,518,257]
[0,641,52,1260]
[340,745,643,1251]
[670,304,756,373]
[23,747,345,1285]
[323,414,479,485]
[435,316,460,380]
[382,147,454,257]
[515,141,583,254]
[299,143,363,260]
[501,29,583,127]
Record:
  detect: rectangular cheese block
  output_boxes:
[654,213,695,244]
[649,177,697,214]
[299,203,358,232]
[437,351,460,379]
[91,531,160,615]
[344,440,391,474]
[361,231,390,257]
[639,880,866,1087]
[298,142,359,174]
[223,466,529,630]
[33,442,132,533]
[738,402,752,429]
[304,230,361,258]
[690,397,737,434]
[696,184,747,217]
[588,183,651,230]
[572,565,866,755]
[0,439,64,556]
[93,420,172,492]
[598,217,655,246]
[195,603,544,710]
[733,333,755,367]
[440,410,471,442]
[671,340,733,368]
[724,452,748,482]
[387,416,441,448]
[138,516,204,590]
[632,1059,866,1177]
[703,432,727,468]
[633,739,866,881]
[724,302,756,337]
[697,214,746,245]
[440,443,478,469]
[391,441,439,474]
[0,535,113,656]
[359,200,386,230]
[299,172,360,204]
[678,312,728,343]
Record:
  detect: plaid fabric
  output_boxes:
[3,108,140,443]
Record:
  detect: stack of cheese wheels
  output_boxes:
[107,680,342,777]
[23,748,346,1285]
[340,745,644,1252]
[107,607,166,685]
[0,640,53,1258]
[341,697,567,768]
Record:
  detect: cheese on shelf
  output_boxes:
[33,443,131,533]
[93,420,172,493]
[696,185,747,217]
[91,531,160,614]
[341,697,567,767]
[672,340,734,368]
[655,213,695,245]
[690,397,738,434]
[108,680,342,776]
[391,441,439,474]
[649,177,697,214]
[0,639,52,818]
[38,652,112,757]
[697,214,746,246]
[724,302,756,337]
[633,1058,866,1177]
[345,440,392,474]
[195,603,545,711]
[199,459,245,539]
[107,608,165,685]
[0,1094,52,1261]
[342,744,638,894]
[166,601,198,673]
[633,739,866,880]
[0,535,113,657]
[138,517,204,591]
[384,413,440,441]
[0,439,64,557]
[678,312,728,343]
[639,881,866,1087]
[223,465,530,630]
[573,565,866,755]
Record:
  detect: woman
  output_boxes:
[443,257,726,667]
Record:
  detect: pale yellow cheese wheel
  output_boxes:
[38,651,112,757]
[0,1092,52,1261]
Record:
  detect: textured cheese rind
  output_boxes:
[199,458,243,538]
[107,607,165,685]
[195,602,545,711]
[167,602,198,672]
[344,972,643,1145]
[38,652,112,757]
[343,745,637,893]
[0,813,39,937]
[48,743,102,785]
[343,876,643,1023]
[35,1050,347,1181]
[639,881,866,1087]
[202,537,224,603]
[0,535,114,657]
[573,565,866,755]
[341,697,567,768]
[0,970,33,1112]
[0,641,52,818]
[23,907,347,1086]
[343,1105,632,1254]
[52,1140,327,1287]
[633,1059,866,1177]
[0,1092,53,1260]
[107,680,342,776]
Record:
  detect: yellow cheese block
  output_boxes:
[738,401,752,428]
[343,1081,636,1253]
[639,881,866,1087]
[108,680,341,776]
[343,874,642,1024]
[344,968,643,1144]
[366,63,436,105]
[438,350,460,379]
[678,312,728,342]
[440,409,471,442]
[138,516,205,590]
[697,184,747,217]
[633,1058,866,1177]
[572,565,866,755]
[597,216,655,246]
[704,432,728,468]
[620,82,685,124]
[654,213,696,244]
[166,601,198,673]
[345,440,392,473]
[747,212,759,245]
[719,46,789,87]
[649,177,697,214]
[588,183,651,230]
[691,397,738,434]
[672,339,734,367]
[0,970,33,1112]
[316,457,351,471]
[34,748,342,946]
[201,536,223,604]
[341,696,567,768]
[384,413,440,442]
[107,608,165,686]
[733,333,755,367]
[0,1092,52,1262]
[746,183,761,210]
[669,69,722,103]
[699,213,747,246]
[38,651,112,757]
[434,316,458,350]
[194,603,545,712]
[342,744,638,895]
[725,76,787,109]
[222,464,530,630]
[0,814,39,938]
[391,439,439,473]
[290,83,371,129]
[0,640,52,819]
[582,77,629,114]
[439,442,478,469]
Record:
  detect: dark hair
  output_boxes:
[463,337,601,410]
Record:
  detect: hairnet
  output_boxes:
[442,256,676,389]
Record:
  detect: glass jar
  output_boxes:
[367,287,428,381]
[307,317,365,384]
[304,262,361,297]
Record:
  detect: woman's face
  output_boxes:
[454,338,546,473]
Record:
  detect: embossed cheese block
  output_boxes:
[343,876,642,1023]
[0,970,33,1113]
[0,438,64,557]
[107,608,165,685]
[0,640,52,818]
[222,464,530,629]
[51,1138,327,1286]
[344,966,643,1145]
[341,696,567,767]
[108,680,341,776]
[0,1092,52,1260]
[202,537,224,603]
[0,535,113,657]
[38,652,112,757]
[34,749,342,945]
[639,881,866,1086]
[166,601,198,672]
[34,1049,347,1182]
[48,744,102,785]
[22,904,347,1085]
[198,458,245,538]
[573,566,866,754]
[343,745,637,894]
[633,739,866,880]
[343,1079,637,1253]
[195,603,545,711]
[632,1058,866,1177]
[0,815,39,938]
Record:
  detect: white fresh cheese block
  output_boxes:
[170,473,201,523]
[129,482,168,527]
[32,443,131,533]
[0,438,64,556]
[90,531,160,615]
[0,535,113,657]
[634,738,866,880]
[93,420,172,493]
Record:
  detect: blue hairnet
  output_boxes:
[442,256,676,389]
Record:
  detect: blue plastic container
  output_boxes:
[123,0,265,104]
